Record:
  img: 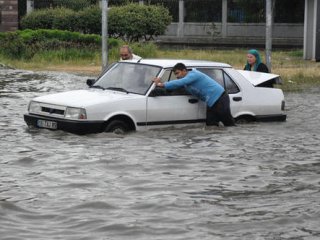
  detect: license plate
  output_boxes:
[37,119,57,129]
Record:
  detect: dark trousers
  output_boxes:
[206,92,235,127]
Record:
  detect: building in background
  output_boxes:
[0,0,307,48]
[0,0,19,32]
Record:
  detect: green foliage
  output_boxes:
[51,0,98,11]
[0,32,29,59]
[20,7,101,34]
[108,38,121,49]
[34,48,98,62]
[0,29,159,68]
[130,42,158,58]
[20,7,76,30]
[108,3,172,42]
[77,6,101,34]
[51,8,78,31]
[288,50,303,58]
[106,39,158,62]
[109,0,134,6]
[20,3,172,41]
[18,29,101,45]
[0,29,120,60]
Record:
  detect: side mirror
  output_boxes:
[86,78,96,87]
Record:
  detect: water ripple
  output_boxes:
[1,69,320,239]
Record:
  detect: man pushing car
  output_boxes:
[153,62,235,127]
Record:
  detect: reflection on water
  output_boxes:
[1,68,320,239]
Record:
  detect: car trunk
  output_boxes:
[237,70,282,88]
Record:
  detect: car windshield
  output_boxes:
[93,62,161,95]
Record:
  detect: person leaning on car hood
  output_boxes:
[119,45,142,61]
[153,63,235,127]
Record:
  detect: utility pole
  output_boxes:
[304,0,320,61]
[101,0,108,70]
[265,0,273,72]
[177,0,184,37]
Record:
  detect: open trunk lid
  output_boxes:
[237,70,282,87]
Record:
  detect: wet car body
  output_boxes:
[24,59,286,134]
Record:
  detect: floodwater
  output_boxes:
[0,67,320,240]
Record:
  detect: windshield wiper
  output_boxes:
[90,85,105,90]
[106,87,129,94]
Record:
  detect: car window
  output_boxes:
[157,69,190,96]
[95,62,161,95]
[160,69,172,83]
[197,68,239,94]
[197,68,224,87]
[224,72,240,94]
[161,69,179,82]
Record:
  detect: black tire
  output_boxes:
[104,120,129,134]
[235,116,255,124]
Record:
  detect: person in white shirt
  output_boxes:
[119,45,141,61]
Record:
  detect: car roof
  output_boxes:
[137,59,232,68]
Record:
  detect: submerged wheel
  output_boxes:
[235,116,255,124]
[104,120,129,134]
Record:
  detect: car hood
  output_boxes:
[236,70,282,86]
[32,89,141,107]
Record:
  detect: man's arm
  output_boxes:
[164,73,195,90]
[153,71,195,89]
[153,77,164,87]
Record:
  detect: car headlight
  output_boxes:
[65,107,87,120]
[28,101,42,114]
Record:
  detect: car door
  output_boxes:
[197,68,242,117]
[146,69,205,128]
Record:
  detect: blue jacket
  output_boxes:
[164,69,224,107]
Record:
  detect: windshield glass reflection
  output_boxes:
[94,62,161,95]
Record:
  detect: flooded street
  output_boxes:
[1,68,320,240]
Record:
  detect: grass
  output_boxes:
[1,46,320,92]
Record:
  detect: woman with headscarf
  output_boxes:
[244,49,269,73]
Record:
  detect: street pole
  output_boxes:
[101,0,108,70]
[177,0,184,37]
[266,0,273,72]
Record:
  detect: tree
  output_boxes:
[108,3,172,42]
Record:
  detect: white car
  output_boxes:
[24,59,286,134]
